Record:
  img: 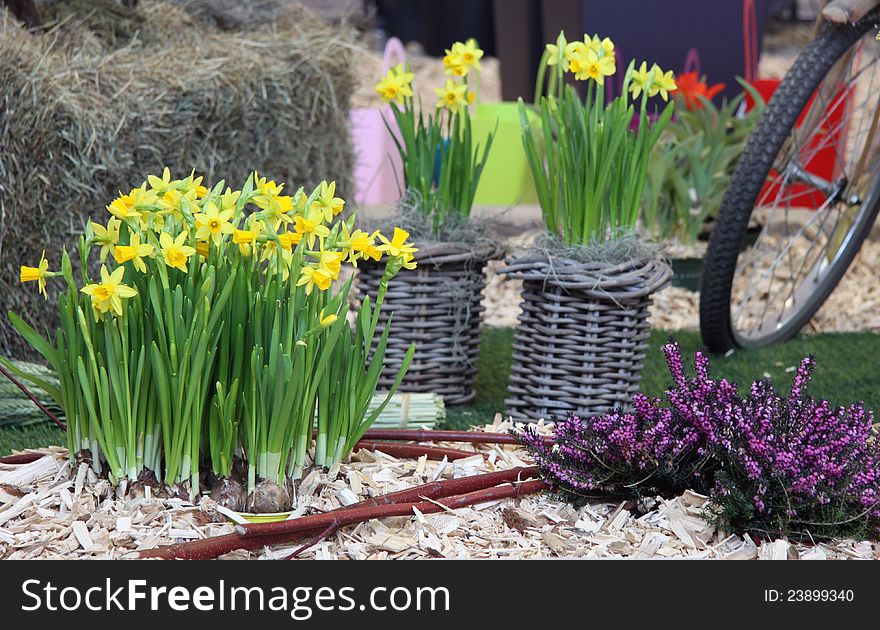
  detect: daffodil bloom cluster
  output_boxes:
[10,170,417,496]
[523,32,677,244]
[374,40,494,232]
[546,33,617,85]
[442,38,484,77]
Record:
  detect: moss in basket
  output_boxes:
[5,169,417,509]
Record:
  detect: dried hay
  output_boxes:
[0,0,355,357]
[2,418,877,559]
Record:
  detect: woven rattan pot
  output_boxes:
[357,241,502,405]
[502,254,671,421]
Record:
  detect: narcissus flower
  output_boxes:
[113,232,154,273]
[311,180,345,222]
[444,39,484,76]
[147,167,175,193]
[587,35,614,56]
[194,201,234,246]
[377,227,418,259]
[107,192,142,224]
[278,230,302,250]
[296,265,333,295]
[629,61,652,99]
[574,49,615,84]
[294,210,331,248]
[19,251,51,298]
[376,63,414,105]
[344,228,382,266]
[319,309,338,327]
[81,265,138,320]
[317,250,343,280]
[91,217,122,262]
[232,221,263,255]
[651,65,677,101]
[435,80,469,112]
[159,231,196,273]
[545,33,586,72]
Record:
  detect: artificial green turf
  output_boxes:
[440,327,880,430]
[2,327,878,454]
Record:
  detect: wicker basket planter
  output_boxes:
[502,254,672,421]
[357,241,502,405]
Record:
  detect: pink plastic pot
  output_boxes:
[350,38,406,206]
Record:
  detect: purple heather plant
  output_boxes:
[707,355,880,537]
[519,342,724,499]
[520,342,880,537]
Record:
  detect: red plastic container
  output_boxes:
[746,78,850,210]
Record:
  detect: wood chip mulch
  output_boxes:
[2,420,877,560]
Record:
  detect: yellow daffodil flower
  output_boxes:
[278,230,302,249]
[107,193,142,224]
[574,49,616,84]
[159,231,196,273]
[376,227,418,259]
[629,61,652,99]
[434,79,469,113]
[546,33,585,72]
[293,209,331,248]
[178,170,206,197]
[317,250,343,280]
[651,65,677,101]
[375,63,414,105]
[218,187,242,214]
[255,174,284,199]
[311,180,345,222]
[343,228,382,267]
[113,232,154,273]
[319,310,338,326]
[19,251,51,299]
[91,217,122,262]
[196,241,209,259]
[81,265,138,320]
[296,265,332,295]
[401,251,418,270]
[147,167,175,193]
[194,201,235,246]
[442,52,466,77]
[587,35,614,57]
[452,39,484,72]
[232,221,263,255]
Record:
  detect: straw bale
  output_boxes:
[0,0,355,357]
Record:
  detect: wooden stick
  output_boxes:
[353,440,485,461]
[236,479,550,539]
[0,451,45,465]
[361,428,546,445]
[135,467,541,559]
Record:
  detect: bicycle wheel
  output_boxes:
[700,11,880,352]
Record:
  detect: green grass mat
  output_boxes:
[441,328,880,430]
[2,328,878,454]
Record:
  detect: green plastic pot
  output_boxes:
[471,102,538,206]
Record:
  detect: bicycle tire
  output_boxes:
[700,10,880,352]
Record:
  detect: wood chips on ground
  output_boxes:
[2,420,876,560]
[483,238,880,333]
